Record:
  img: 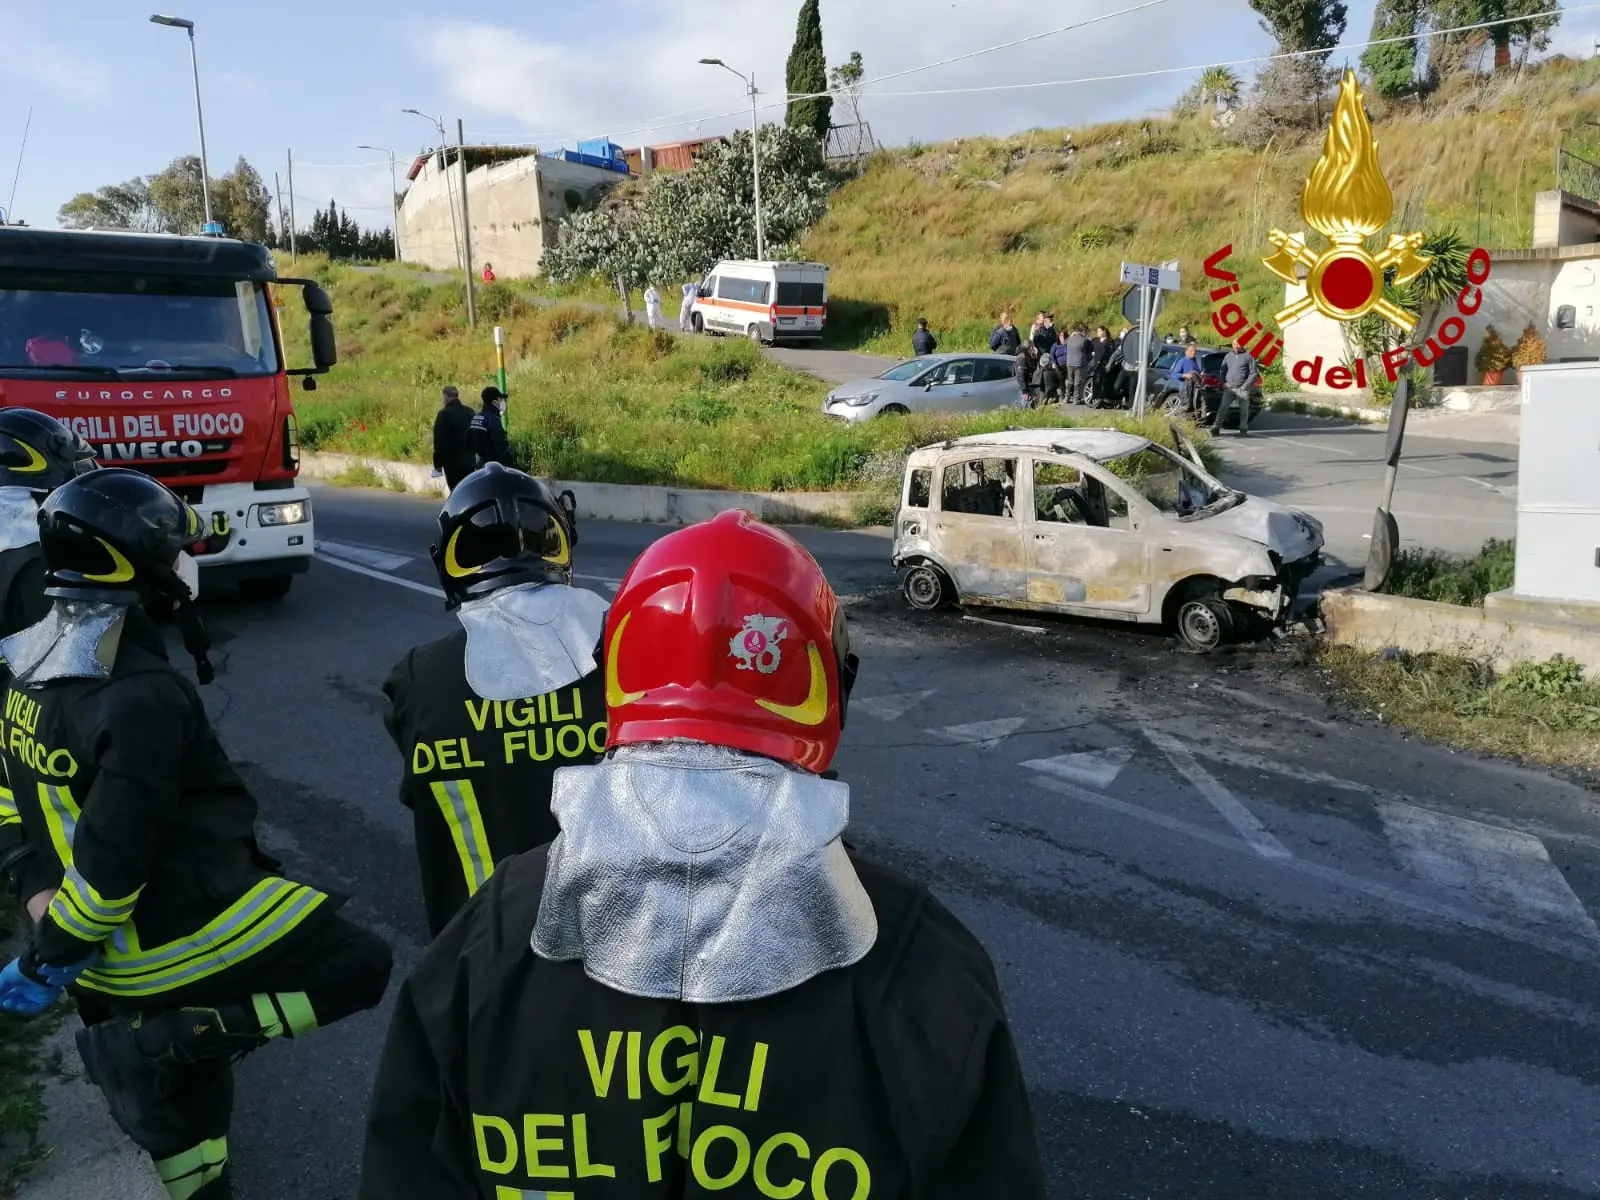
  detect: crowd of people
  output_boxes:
[0,407,1049,1197]
[911,311,1261,433]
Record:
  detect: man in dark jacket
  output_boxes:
[911,317,938,357]
[1031,311,1058,356]
[1060,324,1091,403]
[1089,325,1116,406]
[468,387,513,468]
[989,312,1022,355]
[359,511,1047,1199]
[0,469,392,1200]
[0,408,99,639]
[382,464,607,937]
[431,387,476,492]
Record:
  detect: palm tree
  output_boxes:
[1199,66,1242,111]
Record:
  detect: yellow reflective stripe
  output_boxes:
[430,779,494,896]
[252,992,284,1040]
[37,783,80,868]
[0,783,16,824]
[496,1191,576,1200]
[250,992,317,1040]
[155,1136,227,1200]
[53,868,141,937]
[77,879,328,998]
[275,992,318,1037]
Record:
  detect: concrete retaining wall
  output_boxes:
[300,452,868,526]
[1321,587,1600,674]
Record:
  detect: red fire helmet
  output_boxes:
[604,510,859,773]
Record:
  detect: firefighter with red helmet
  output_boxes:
[382,463,607,936]
[359,509,1047,1198]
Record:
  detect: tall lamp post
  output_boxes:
[150,14,220,235]
[401,108,462,272]
[357,145,403,261]
[699,58,764,260]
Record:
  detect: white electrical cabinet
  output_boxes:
[1515,363,1600,603]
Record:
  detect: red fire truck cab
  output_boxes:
[0,227,337,600]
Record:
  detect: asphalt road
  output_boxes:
[163,483,1599,1199]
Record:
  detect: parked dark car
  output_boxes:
[1149,345,1265,427]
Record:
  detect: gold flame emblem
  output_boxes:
[1262,70,1431,331]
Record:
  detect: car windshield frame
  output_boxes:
[0,270,282,381]
[1101,442,1242,521]
[877,359,933,383]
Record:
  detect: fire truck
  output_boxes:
[0,227,336,599]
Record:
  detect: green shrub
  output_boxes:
[1385,538,1514,607]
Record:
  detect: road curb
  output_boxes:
[300,452,869,526]
[16,1022,165,1200]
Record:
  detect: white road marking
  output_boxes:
[1029,775,1598,963]
[1181,742,1377,795]
[317,539,413,572]
[1022,747,1132,789]
[1380,801,1600,945]
[1144,728,1292,859]
[931,717,1028,751]
[1272,436,1359,458]
[963,614,1046,634]
[316,553,446,599]
[855,690,937,721]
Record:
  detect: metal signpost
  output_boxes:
[1119,261,1180,417]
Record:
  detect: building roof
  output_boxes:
[0,227,276,280]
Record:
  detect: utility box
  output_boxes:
[1513,362,1600,603]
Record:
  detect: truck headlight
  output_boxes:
[257,500,309,527]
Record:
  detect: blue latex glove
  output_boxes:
[0,955,91,1015]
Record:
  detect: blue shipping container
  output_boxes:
[577,138,623,161]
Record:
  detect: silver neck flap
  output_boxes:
[534,742,878,1003]
[0,602,127,685]
[456,583,609,702]
[0,489,40,555]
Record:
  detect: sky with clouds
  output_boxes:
[3,0,1598,232]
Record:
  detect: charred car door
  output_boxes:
[1023,455,1154,615]
[932,455,1027,602]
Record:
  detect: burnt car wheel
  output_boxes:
[1177,596,1234,653]
[902,563,952,611]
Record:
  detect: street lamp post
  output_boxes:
[150,14,220,235]
[402,108,462,272]
[357,145,403,261]
[699,58,764,260]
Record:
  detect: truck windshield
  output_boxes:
[0,272,280,379]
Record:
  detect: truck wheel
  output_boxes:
[902,563,952,611]
[239,575,293,602]
[747,324,766,346]
[1176,596,1234,653]
[691,313,705,334]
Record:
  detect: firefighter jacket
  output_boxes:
[0,608,331,997]
[383,627,607,936]
[0,545,50,640]
[0,546,53,901]
[359,847,1049,1199]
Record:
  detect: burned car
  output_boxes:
[890,428,1324,651]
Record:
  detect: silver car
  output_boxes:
[821,353,1025,422]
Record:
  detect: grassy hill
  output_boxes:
[288,261,1213,513]
[805,57,1600,361]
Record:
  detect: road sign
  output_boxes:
[1122,284,1167,328]
[1120,326,1151,366]
[1120,261,1180,292]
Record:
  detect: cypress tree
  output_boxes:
[784,0,833,142]
[1361,0,1421,97]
